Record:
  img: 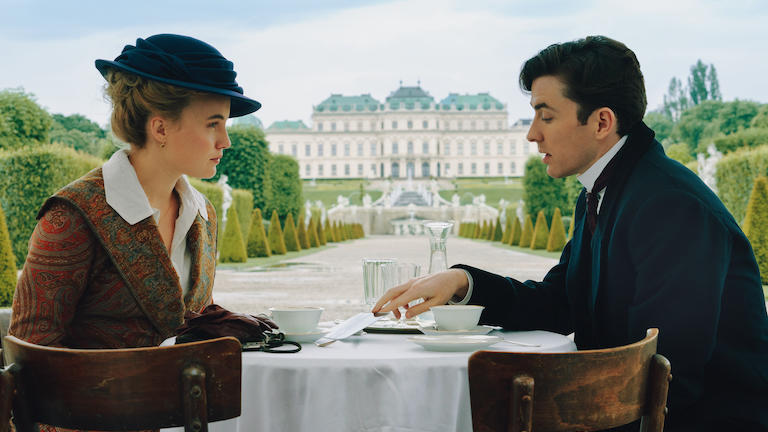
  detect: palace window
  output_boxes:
[278,144,284,154]
[444,142,451,156]
[471,120,476,129]
[370,142,377,156]
[371,164,376,175]
[422,120,428,129]
[510,162,516,175]
[484,163,490,175]
[445,163,451,174]
[332,165,337,176]
[457,142,464,156]
[524,142,530,153]
[318,143,324,156]
[344,143,350,156]
[357,121,363,131]
[471,163,477,175]
[484,120,489,130]
[422,142,429,154]
[305,144,311,156]
[358,164,363,176]
[497,120,503,129]
[331,122,337,131]
[305,164,311,176]
[357,142,363,156]
[344,164,350,176]
[318,122,323,131]
[483,141,490,156]
[344,122,349,132]
[496,141,503,155]
[292,144,297,157]
[471,141,477,156]
[331,144,337,156]
[458,121,463,131]
[318,165,324,176]
[510,141,516,155]
[407,120,413,129]
[498,162,503,175]
[392,120,398,129]
[392,142,399,154]
[407,141,414,155]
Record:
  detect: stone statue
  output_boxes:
[516,199,525,223]
[362,194,372,207]
[451,193,460,207]
[697,143,722,193]
[305,200,312,224]
[217,174,233,228]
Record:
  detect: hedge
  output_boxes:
[0,144,101,266]
[219,205,247,263]
[316,216,327,245]
[297,214,311,249]
[501,216,513,244]
[743,177,768,284]
[267,210,287,255]
[0,205,16,306]
[247,208,271,258]
[232,189,253,242]
[530,210,550,250]
[308,217,320,248]
[492,217,503,242]
[518,214,533,248]
[547,208,567,252]
[715,145,768,224]
[283,213,301,252]
[508,217,522,246]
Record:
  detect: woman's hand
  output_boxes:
[372,269,469,319]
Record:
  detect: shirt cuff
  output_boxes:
[448,269,474,305]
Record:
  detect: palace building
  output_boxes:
[263,85,536,179]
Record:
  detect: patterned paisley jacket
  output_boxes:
[10,168,217,349]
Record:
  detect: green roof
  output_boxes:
[439,92,504,111]
[315,94,381,113]
[385,86,434,109]
[266,120,310,131]
[230,114,263,129]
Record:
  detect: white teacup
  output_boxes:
[269,307,323,334]
[430,305,485,331]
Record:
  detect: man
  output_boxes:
[373,36,768,431]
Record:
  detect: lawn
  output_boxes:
[303,179,382,207]
[439,177,524,209]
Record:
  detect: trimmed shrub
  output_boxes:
[297,214,310,249]
[508,217,522,246]
[283,213,301,252]
[715,145,768,223]
[473,222,481,239]
[0,144,101,266]
[219,205,247,263]
[530,210,550,249]
[743,176,768,284]
[324,219,334,243]
[501,216,513,244]
[518,214,534,248]
[246,208,271,258]
[308,217,320,248]
[232,189,253,242]
[317,217,328,245]
[267,210,287,255]
[0,206,17,306]
[546,208,567,252]
[492,217,503,242]
[480,221,489,240]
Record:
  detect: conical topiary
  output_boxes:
[530,210,550,250]
[247,208,271,257]
[316,216,327,245]
[743,176,768,284]
[308,217,320,247]
[567,206,576,240]
[485,220,494,240]
[283,213,301,252]
[219,205,247,263]
[473,222,481,239]
[501,216,513,244]
[492,217,503,242]
[480,221,489,240]
[268,210,287,254]
[518,214,534,248]
[547,208,567,252]
[0,206,17,306]
[297,214,310,249]
[324,219,334,243]
[508,216,522,246]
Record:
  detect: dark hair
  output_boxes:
[519,35,646,136]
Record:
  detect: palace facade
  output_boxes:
[264,85,536,179]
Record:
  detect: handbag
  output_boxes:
[175,304,301,353]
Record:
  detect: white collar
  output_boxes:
[577,135,628,192]
[102,149,208,225]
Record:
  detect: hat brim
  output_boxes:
[95,59,261,118]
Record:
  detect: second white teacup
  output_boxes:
[269,306,323,334]
[430,305,485,331]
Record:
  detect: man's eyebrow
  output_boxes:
[533,102,555,111]
[207,114,226,120]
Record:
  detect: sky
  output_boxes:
[0,0,766,129]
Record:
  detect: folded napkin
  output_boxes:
[176,304,278,344]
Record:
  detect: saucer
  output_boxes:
[408,335,503,352]
[418,325,494,336]
[283,328,327,343]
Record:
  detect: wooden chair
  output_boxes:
[468,328,671,432]
[1,335,242,432]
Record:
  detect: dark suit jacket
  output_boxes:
[456,122,768,430]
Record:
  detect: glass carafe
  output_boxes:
[423,221,454,274]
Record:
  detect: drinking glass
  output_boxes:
[423,221,454,274]
[362,258,397,307]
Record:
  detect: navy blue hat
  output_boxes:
[95,34,261,117]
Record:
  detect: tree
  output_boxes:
[663,77,689,121]
[742,177,768,284]
[665,143,694,164]
[518,214,534,248]
[717,100,760,136]
[267,210,287,254]
[218,205,247,263]
[643,112,674,143]
[708,64,722,101]
[522,156,570,225]
[530,210,550,250]
[546,208,567,252]
[688,60,721,106]
[246,208,271,258]
[750,105,768,129]
[0,206,17,306]
[674,100,724,153]
[51,113,106,138]
[0,88,52,149]
[265,154,303,224]
[283,213,301,252]
[210,125,272,212]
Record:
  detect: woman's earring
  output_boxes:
[160,140,166,148]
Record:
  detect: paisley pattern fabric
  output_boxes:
[10,167,217,349]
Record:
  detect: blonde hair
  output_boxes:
[103,69,207,147]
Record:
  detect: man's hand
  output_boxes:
[372,269,469,319]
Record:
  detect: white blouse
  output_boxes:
[102,149,209,295]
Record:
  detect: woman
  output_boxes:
[9,34,261,349]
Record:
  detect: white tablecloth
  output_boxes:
[172,330,575,432]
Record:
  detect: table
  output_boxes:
[189,330,575,432]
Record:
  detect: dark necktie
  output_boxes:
[586,155,620,235]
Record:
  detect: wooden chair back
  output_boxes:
[468,328,671,432]
[2,335,242,432]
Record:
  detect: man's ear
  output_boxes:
[593,107,618,140]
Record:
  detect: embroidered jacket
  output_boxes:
[10,168,217,349]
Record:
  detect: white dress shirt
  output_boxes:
[452,135,628,305]
[102,149,209,295]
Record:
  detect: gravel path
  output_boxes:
[212,235,558,321]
